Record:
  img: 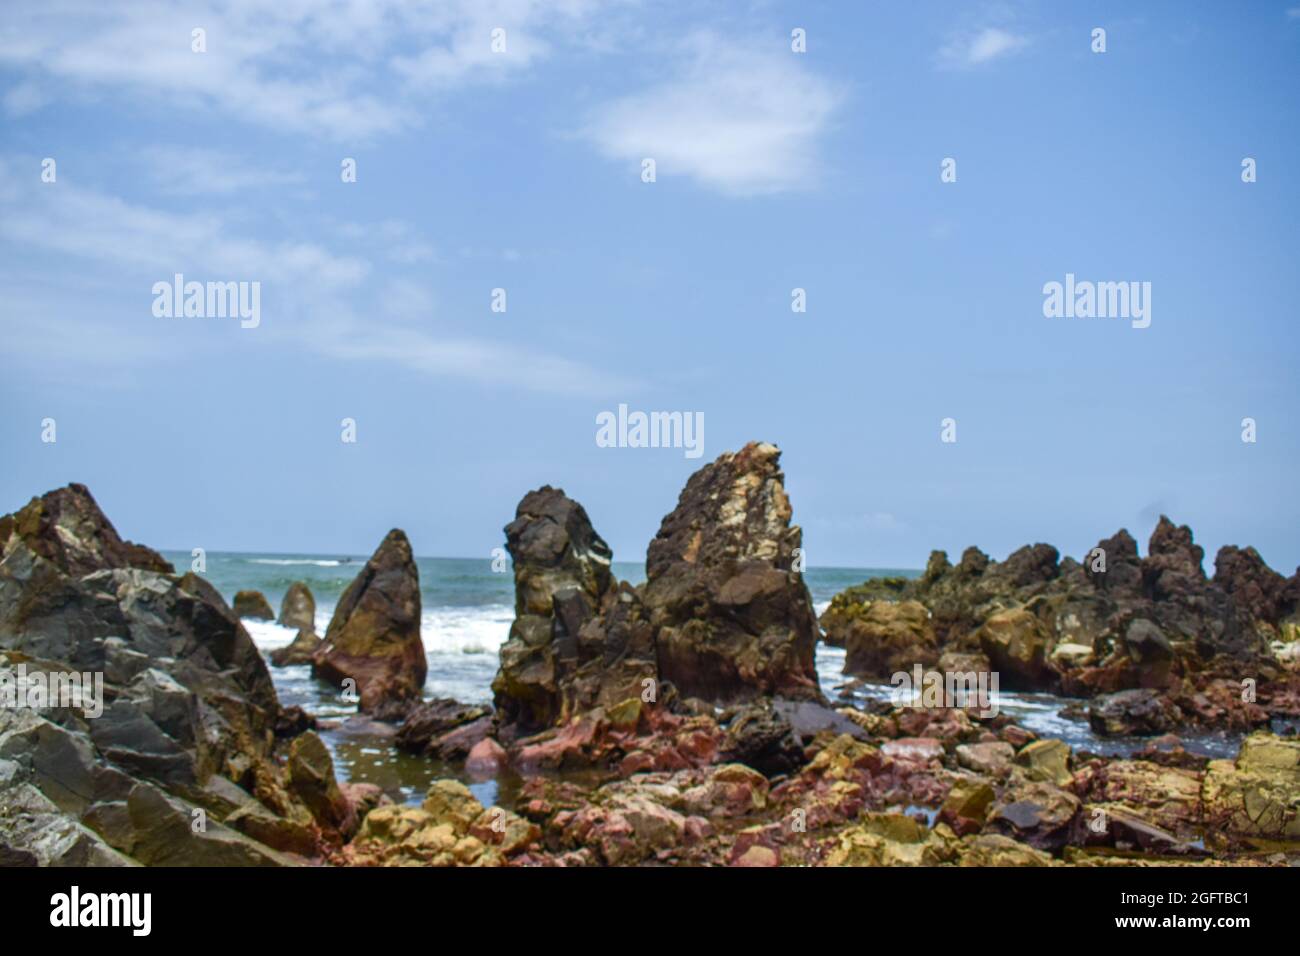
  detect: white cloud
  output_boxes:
[0,0,621,139]
[0,160,624,396]
[938,27,1029,68]
[140,147,305,196]
[581,33,843,196]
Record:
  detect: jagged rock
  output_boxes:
[1214,546,1289,632]
[491,487,628,732]
[1089,689,1183,737]
[233,590,275,620]
[312,530,425,715]
[821,515,1297,736]
[955,833,1055,867]
[0,483,172,577]
[839,600,938,678]
[0,484,346,867]
[493,443,822,735]
[278,581,316,632]
[645,442,821,703]
[269,628,322,667]
[1085,529,1143,596]
[345,778,537,866]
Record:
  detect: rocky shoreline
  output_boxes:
[2,444,1297,867]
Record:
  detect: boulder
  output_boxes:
[987,781,1080,851]
[840,600,938,678]
[1089,689,1183,737]
[312,530,425,716]
[395,698,491,756]
[977,608,1054,690]
[278,581,316,632]
[938,778,995,835]
[645,442,821,703]
[818,579,912,647]
[233,590,275,620]
[718,700,804,777]
[1201,732,1300,842]
[1015,739,1073,786]
[955,741,1016,777]
[287,732,357,841]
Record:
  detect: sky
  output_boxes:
[1,1,1297,574]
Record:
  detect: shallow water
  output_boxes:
[179,551,1257,802]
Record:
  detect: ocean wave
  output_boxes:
[247,558,348,567]
[242,604,513,658]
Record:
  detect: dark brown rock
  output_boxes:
[490,487,626,732]
[233,590,275,620]
[645,442,821,703]
[395,698,491,756]
[312,530,425,715]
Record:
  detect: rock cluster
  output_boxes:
[0,484,358,866]
[491,442,821,742]
[820,517,1300,734]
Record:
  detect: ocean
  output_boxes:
[165,551,1248,806]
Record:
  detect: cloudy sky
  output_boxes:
[2,1,1297,573]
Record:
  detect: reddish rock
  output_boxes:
[466,738,508,778]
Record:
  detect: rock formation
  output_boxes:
[492,442,822,740]
[644,442,821,703]
[278,581,317,632]
[820,514,1300,734]
[233,590,275,620]
[312,529,425,716]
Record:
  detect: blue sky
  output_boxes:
[2,1,1297,573]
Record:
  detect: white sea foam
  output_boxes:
[242,618,299,649]
[242,605,512,657]
[247,558,346,567]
